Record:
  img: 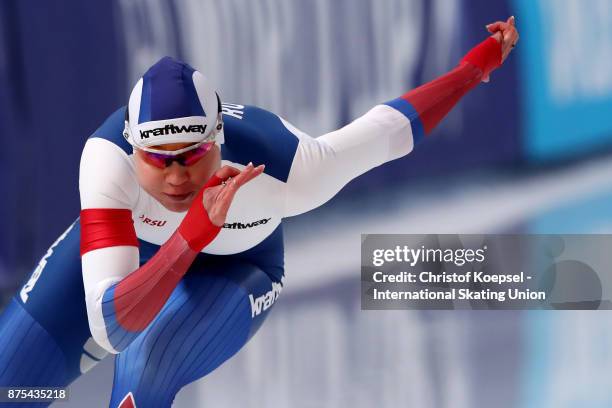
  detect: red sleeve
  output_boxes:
[80,208,139,256]
[397,37,502,136]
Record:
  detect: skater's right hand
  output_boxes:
[201,163,265,226]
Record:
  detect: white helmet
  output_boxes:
[123,56,224,155]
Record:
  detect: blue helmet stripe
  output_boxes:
[138,57,206,124]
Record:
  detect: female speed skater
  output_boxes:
[0,17,519,408]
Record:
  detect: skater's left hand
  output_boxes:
[482,16,519,82]
[486,16,519,63]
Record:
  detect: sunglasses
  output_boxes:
[139,142,215,169]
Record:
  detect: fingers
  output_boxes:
[487,22,511,36]
[486,22,504,33]
[223,162,265,190]
[208,162,265,221]
[485,16,519,64]
[211,163,264,187]
[491,31,503,44]
[237,162,265,185]
[214,165,242,181]
[503,21,518,44]
[202,165,241,189]
[202,162,266,226]
[486,16,516,34]
[502,27,519,61]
